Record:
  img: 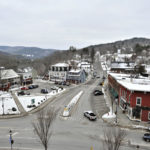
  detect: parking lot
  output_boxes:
[20,79,73,95]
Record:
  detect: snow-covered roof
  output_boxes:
[109,72,150,92]
[0,69,19,80]
[52,63,69,67]
[69,69,81,73]
[111,62,135,69]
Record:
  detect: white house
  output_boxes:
[78,62,91,73]
[49,63,70,82]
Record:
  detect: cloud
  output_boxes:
[0,0,150,49]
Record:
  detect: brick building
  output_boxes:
[108,73,150,122]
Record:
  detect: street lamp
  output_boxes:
[9,130,14,150]
[115,98,118,124]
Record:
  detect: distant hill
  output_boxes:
[85,37,150,54]
[0,46,57,59]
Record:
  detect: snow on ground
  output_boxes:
[0,91,20,115]
[17,88,66,112]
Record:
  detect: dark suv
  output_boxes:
[41,89,49,94]
[143,133,150,142]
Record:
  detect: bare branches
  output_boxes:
[103,127,126,150]
[32,107,56,150]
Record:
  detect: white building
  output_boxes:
[78,62,91,73]
[49,63,70,82]
[0,67,20,90]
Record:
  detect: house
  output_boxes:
[49,63,70,82]
[110,62,135,74]
[0,67,20,91]
[17,67,33,85]
[78,62,91,73]
[108,72,150,122]
[67,69,86,84]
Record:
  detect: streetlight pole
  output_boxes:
[115,98,118,124]
[2,97,4,115]
[9,130,14,150]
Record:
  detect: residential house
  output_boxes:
[67,69,86,84]
[108,72,150,122]
[49,63,70,82]
[78,62,91,73]
[0,67,20,91]
[17,67,33,85]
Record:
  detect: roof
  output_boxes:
[0,69,19,80]
[52,63,69,67]
[69,69,81,73]
[111,62,135,69]
[109,72,150,92]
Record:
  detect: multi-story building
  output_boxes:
[18,67,33,85]
[67,69,86,84]
[49,63,70,82]
[108,72,150,122]
[0,67,20,91]
[78,62,91,73]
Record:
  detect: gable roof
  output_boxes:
[0,69,19,80]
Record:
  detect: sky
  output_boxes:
[0,0,150,50]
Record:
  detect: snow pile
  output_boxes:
[63,91,83,117]
[0,91,20,115]
[102,111,116,119]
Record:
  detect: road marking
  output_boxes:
[12,132,18,136]
[0,146,41,150]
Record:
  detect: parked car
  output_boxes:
[84,111,97,121]
[66,82,70,86]
[41,89,49,94]
[143,133,150,142]
[18,91,30,96]
[32,84,39,88]
[28,85,34,89]
[51,86,59,90]
[21,86,29,90]
[28,84,39,89]
[93,90,103,96]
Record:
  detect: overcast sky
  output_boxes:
[0,0,150,50]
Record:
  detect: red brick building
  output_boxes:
[108,73,150,122]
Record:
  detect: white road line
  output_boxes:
[0,146,41,150]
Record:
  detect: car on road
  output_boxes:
[17,91,30,96]
[93,90,103,96]
[84,111,97,121]
[41,89,49,94]
[143,133,150,142]
[99,82,104,86]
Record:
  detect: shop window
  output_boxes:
[136,97,142,106]
[148,112,150,120]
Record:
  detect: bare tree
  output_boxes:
[32,107,56,150]
[103,127,126,150]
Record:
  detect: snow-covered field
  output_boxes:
[0,91,20,115]
[16,88,65,112]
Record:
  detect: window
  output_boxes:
[136,97,142,106]
[148,112,150,120]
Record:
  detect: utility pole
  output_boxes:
[115,98,118,124]
[9,130,14,150]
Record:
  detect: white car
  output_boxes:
[84,111,97,121]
